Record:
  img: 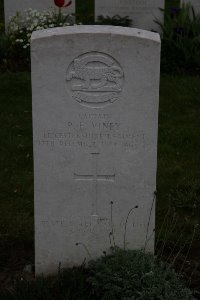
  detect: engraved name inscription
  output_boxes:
[37,114,147,150]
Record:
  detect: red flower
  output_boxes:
[54,0,72,8]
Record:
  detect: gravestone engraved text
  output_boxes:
[32,26,160,275]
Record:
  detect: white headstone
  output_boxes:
[4,0,75,27]
[181,0,200,14]
[95,0,165,32]
[31,25,160,275]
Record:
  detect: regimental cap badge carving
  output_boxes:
[66,52,124,108]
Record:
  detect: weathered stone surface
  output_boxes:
[181,0,200,14]
[4,0,75,27]
[95,0,164,32]
[31,25,160,275]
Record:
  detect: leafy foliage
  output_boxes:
[1,8,74,71]
[0,249,193,299]
[96,15,132,27]
[156,4,200,74]
[88,248,193,299]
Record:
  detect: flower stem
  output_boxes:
[58,7,61,25]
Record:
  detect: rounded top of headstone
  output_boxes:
[31,25,160,44]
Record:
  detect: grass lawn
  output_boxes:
[157,75,200,248]
[0,73,34,286]
[0,72,33,242]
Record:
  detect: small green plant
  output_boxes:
[3,8,75,70]
[0,249,193,300]
[88,248,193,299]
[96,15,132,27]
[156,4,200,74]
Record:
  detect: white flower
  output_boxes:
[16,39,24,43]
[8,8,75,37]
[36,26,43,30]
